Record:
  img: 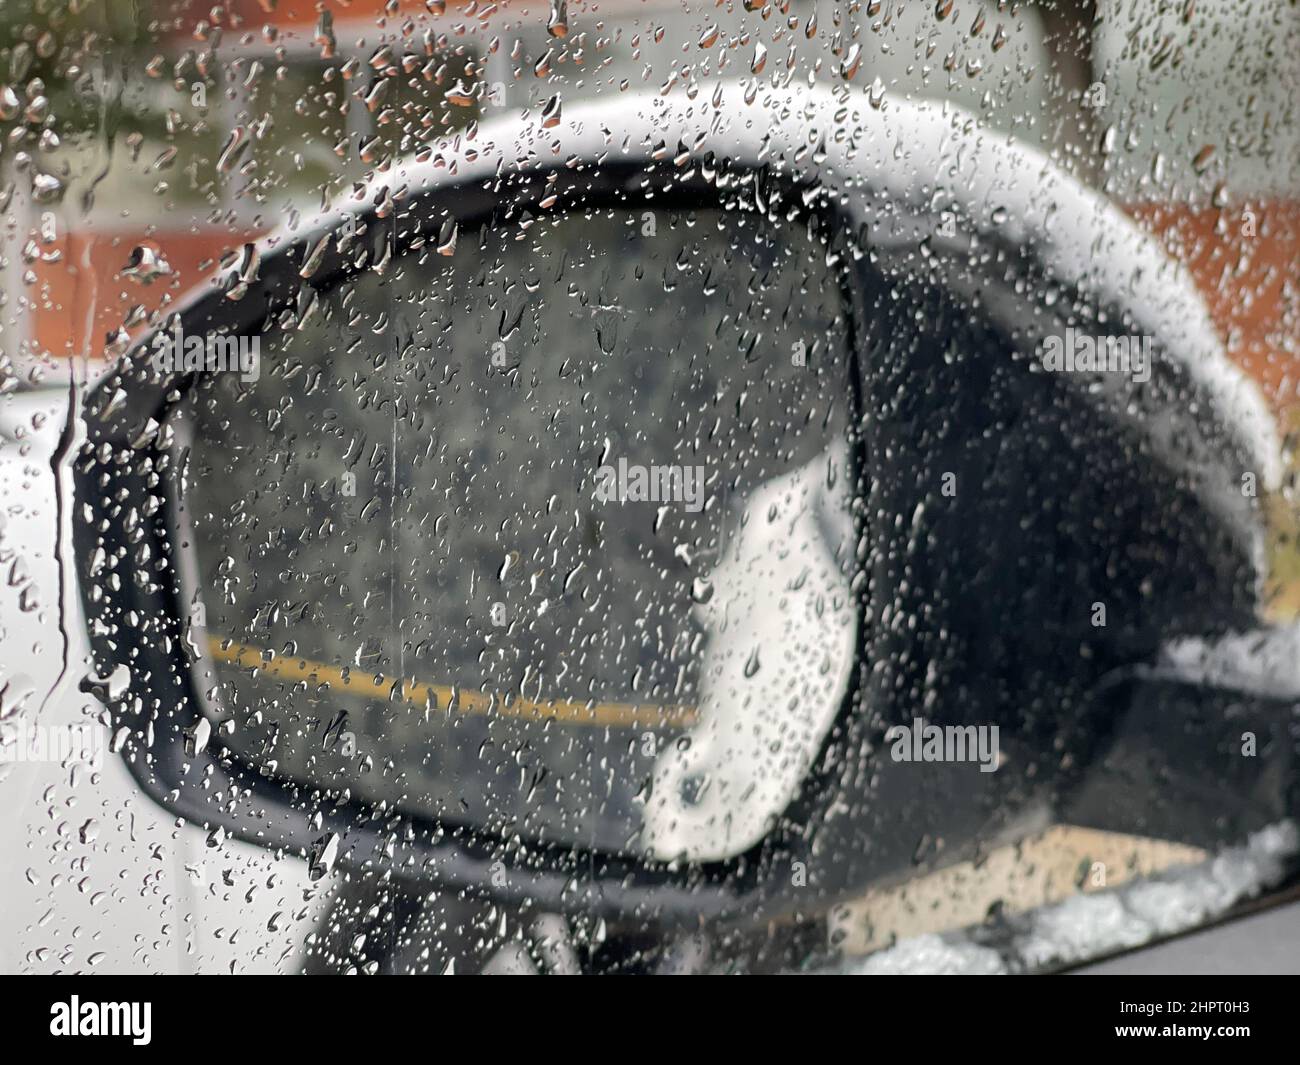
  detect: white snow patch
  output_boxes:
[812,822,1298,974]
[1018,821,1298,970]
[837,933,1007,975]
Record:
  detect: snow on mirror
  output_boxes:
[176,206,858,859]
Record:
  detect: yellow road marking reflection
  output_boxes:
[207,635,698,730]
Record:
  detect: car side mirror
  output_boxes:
[75,88,1286,942]
[75,148,874,923]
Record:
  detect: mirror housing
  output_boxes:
[74,85,1288,932]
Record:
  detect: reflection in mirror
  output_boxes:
[178,204,859,858]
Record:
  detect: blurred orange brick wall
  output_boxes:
[28,229,256,363]
[1131,200,1300,410]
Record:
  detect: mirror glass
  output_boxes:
[177,203,860,858]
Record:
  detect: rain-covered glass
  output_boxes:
[0,0,1295,978]
[180,205,856,856]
